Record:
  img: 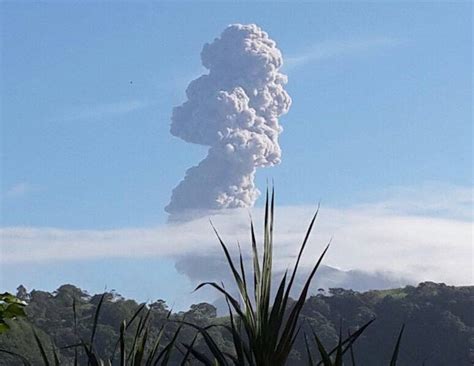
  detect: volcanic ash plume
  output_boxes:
[166,24,291,219]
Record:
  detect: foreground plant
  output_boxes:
[0,293,26,334]
[184,189,405,365]
[0,294,183,365]
[304,324,405,366]
[67,294,184,365]
[184,189,356,365]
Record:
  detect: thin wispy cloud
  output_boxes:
[1,184,471,286]
[3,182,39,199]
[60,99,152,122]
[284,37,401,70]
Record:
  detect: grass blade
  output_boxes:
[33,329,50,366]
[390,324,405,366]
[0,349,32,365]
[90,293,106,348]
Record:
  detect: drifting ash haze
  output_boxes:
[166,24,291,221]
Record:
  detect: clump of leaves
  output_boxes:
[184,189,331,365]
[1,293,183,365]
[185,189,405,366]
[304,323,405,365]
[66,295,185,365]
[0,292,26,334]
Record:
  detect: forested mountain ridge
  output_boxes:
[0,282,472,365]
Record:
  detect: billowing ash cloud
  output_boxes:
[165,24,291,219]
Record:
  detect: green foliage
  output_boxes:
[303,322,405,366]
[181,189,410,366]
[0,289,187,365]
[184,189,332,365]
[304,320,374,366]
[0,293,26,334]
[0,283,472,365]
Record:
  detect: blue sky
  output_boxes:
[1,2,472,308]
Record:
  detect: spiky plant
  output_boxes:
[183,189,335,365]
[304,323,405,365]
[0,293,184,365]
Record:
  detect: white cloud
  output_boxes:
[284,37,400,70]
[4,182,38,199]
[1,184,472,287]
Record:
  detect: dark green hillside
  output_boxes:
[296,282,473,365]
[0,282,472,365]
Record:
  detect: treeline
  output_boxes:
[0,282,472,365]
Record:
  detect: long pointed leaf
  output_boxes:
[390,324,405,366]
